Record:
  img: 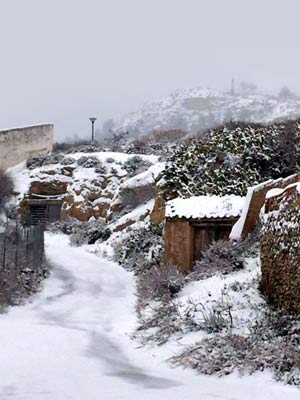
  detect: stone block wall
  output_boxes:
[261,186,300,313]
[233,173,299,239]
[0,124,53,170]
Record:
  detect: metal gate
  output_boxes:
[27,200,63,225]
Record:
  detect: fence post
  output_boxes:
[15,221,19,270]
[2,219,9,271]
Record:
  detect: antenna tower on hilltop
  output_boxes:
[231,77,235,96]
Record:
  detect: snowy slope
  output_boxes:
[0,233,299,399]
[113,87,300,135]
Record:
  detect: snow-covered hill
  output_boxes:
[113,87,300,135]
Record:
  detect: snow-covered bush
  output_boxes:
[162,120,300,198]
[77,156,104,170]
[95,165,107,175]
[70,219,111,246]
[110,167,118,175]
[76,156,107,174]
[122,156,152,177]
[184,298,233,334]
[26,155,47,169]
[48,217,111,245]
[114,223,164,274]
[46,217,82,235]
[26,153,76,169]
[26,153,66,169]
[52,140,103,154]
[60,156,76,166]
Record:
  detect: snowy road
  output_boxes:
[0,233,299,400]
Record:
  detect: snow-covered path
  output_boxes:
[0,233,299,400]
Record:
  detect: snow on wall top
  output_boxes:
[266,182,300,200]
[230,173,299,240]
[166,195,245,220]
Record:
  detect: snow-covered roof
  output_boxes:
[166,195,245,220]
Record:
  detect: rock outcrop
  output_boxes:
[18,152,160,223]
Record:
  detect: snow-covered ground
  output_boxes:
[0,233,299,399]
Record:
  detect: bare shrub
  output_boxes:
[137,293,234,345]
[46,217,82,235]
[52,140,103,154]
[134,237,259,345]
[170,305,300,386]
[0,269,21,306]
[136,264,186,345]
[189,239,254,281]
[0,170,14,209]
[170,333,300,385]
[136,301,183,345]
[137,265,184,303]
[104,131,128,152]
[184,298,233,334]
[170,334,252,375]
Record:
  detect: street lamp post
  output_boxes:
[89,117,97,141]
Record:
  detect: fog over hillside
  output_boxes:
[107,86,300,137]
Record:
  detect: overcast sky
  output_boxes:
[1,0,300,139]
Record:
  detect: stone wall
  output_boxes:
[0,124,53,170]
[231,174,299,239]
[261,185,300,313]
[150,188,166,224]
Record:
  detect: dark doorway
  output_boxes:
[27,200,62,225]
[193,218,237,261]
